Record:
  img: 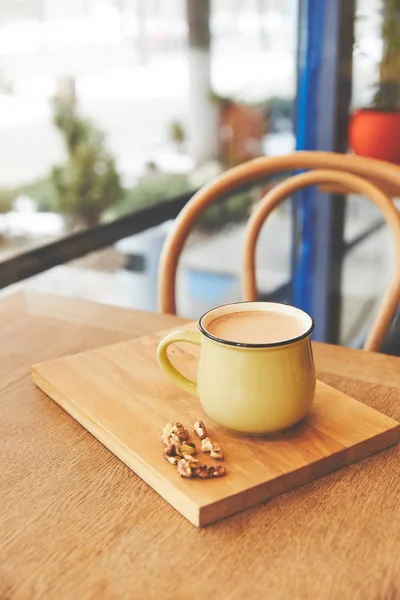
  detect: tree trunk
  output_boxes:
[186,0,218,164]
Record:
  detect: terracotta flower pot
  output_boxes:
[349,109,400,164]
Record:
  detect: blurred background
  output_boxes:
[0,0,398,350]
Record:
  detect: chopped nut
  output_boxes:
[161,423,175,443]
[164,443,177,457]
[194,464,209,478]
[194,420,207,439]
[177,459,195,478]
[162,421,226,479]
[161,431,179,446]
[172,422,189,441]
[208,465,226,478]
[182,454,199,463]
[161,422,189,446]
[163,445,179,464]
[201,436,223,459]
[193,464,226,478]
[176,442,197,457]
[201,437,214,453]
[161,423,174,437]
[210,448,224,460]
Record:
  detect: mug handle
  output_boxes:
[157,330,201,397]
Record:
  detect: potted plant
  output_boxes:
[169,121,186,152]
[50,98,123,229]
[349,0,400,164]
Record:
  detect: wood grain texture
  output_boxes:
[1,291,400,599]
[31,329,400,527]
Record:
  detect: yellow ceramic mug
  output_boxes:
[157,302,315,434]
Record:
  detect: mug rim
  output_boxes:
[198,301,315,348]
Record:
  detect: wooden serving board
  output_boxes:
[31,326,400,527]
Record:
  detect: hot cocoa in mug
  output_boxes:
[157,302,315,435]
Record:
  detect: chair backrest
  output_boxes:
[158,151,400,318]
[243,169,400,351]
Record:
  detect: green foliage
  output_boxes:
[50,99,123,227]
[20,177,54,212]
[373,0,400,110]
[0,188,15,213]
[53,99,93,156]
[8,168,254,235]
[114,173,254,231]
[0,188,15,242]
[10,98,259,233]
[115,172,192,216]
[169,121,186,144]
[118,174,256,232]
[196,189,254,232]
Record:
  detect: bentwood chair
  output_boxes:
[158,151,400,351]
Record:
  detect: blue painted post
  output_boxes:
[293,0,354,342]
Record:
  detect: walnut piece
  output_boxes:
[160,431,178,446]
[162,421,227,478]
[208,465,226,477]
[164,443,177,457]
[177,460,227,479]
[176,442,196,457]
[200,437,213,453]
[210,448,224,460]
[193,464,209,478]
[193,420,207,439]
[161,422,189,446]
[182,454,199,463]
[194,464,226,478]
[201,436,223,459]
[177,459,195,478]
[173,422,189,441]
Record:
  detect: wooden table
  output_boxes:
[1,291,400,600]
